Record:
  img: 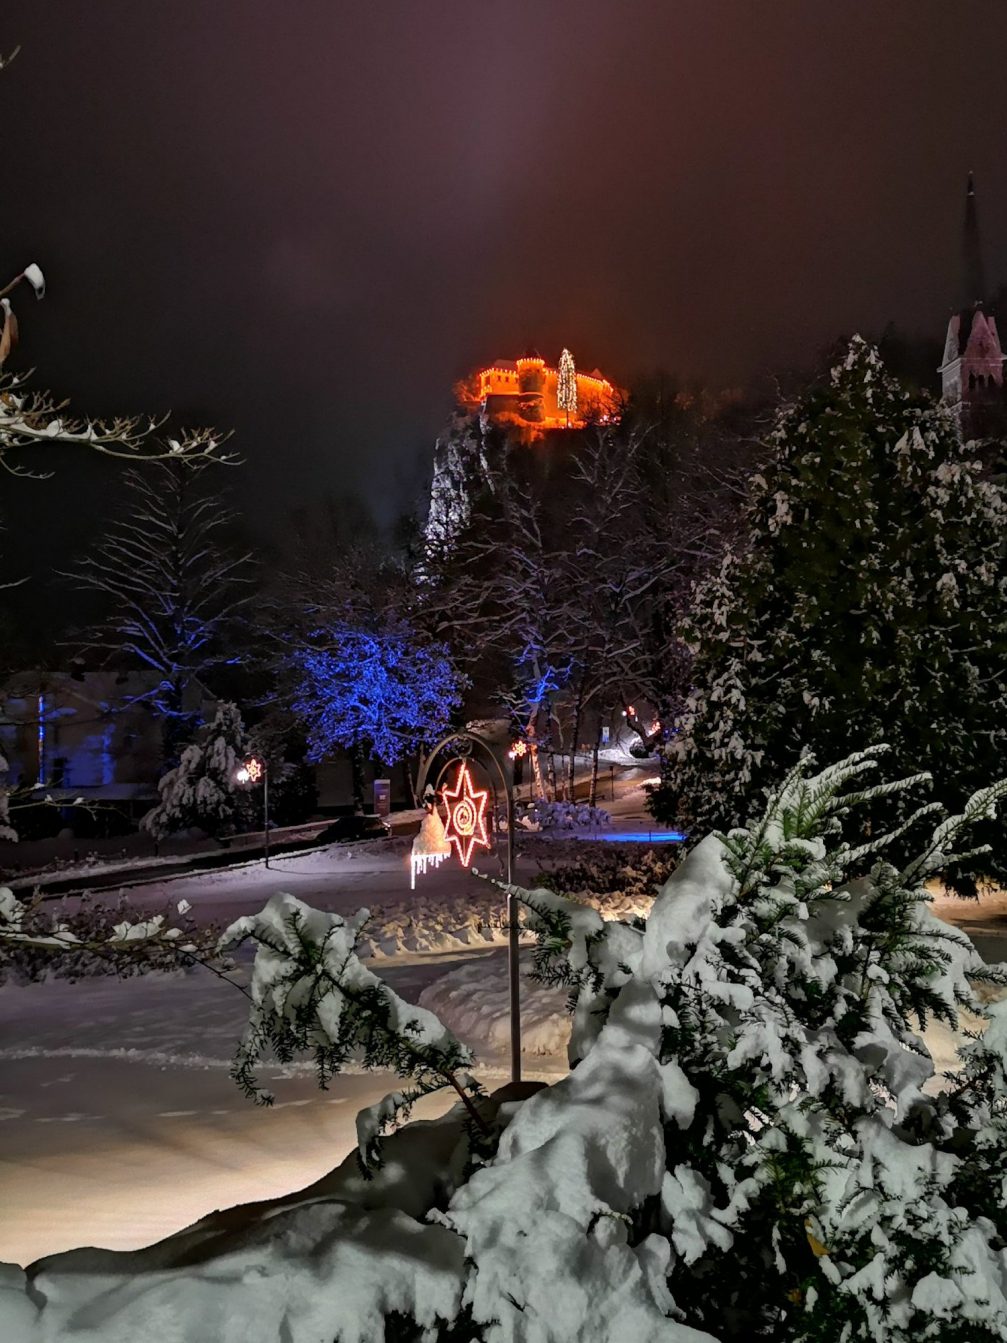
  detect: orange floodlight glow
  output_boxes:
[442,761,491,868]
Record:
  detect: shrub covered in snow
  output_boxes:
[511,749,1007,1340]
[11,749,1007,1343]
[653,337,1007,896]
[539,844,678,906]
[0,887,216,986]
[513,798,610,831]
[142,701,255,840]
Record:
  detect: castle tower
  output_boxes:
[939,174,1005,425]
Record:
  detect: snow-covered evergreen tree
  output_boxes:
[141,701,254,839]
[652,337,1007,892]
[487,750,1007,1341]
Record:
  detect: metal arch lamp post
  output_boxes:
[415,729,520,1083]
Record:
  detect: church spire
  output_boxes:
[962,171,986,307]
[940,172,1004,423]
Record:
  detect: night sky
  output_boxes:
[2,0,1006,580]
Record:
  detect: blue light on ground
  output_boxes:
[591,830,687,844]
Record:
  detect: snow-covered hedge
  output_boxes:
[538,844,677,905]
[512,798,610,831]
[10,749,1007,1342]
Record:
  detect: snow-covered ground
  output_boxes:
[0,837,581,1267]
[4,798,1004,1274]
[0,941,570,1266]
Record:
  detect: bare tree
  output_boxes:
[64,460,252,757]
[418,387,759,800]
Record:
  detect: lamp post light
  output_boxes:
[236,755,269,868]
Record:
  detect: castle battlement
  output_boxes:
[456,349,621,434]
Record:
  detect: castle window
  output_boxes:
[969,371,977,390]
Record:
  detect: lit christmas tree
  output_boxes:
[557,347,577,426]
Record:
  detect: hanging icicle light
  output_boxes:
[410,805,452,889]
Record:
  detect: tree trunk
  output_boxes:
[351,740,367,813]
[161,677,192,769]
[567,710,580,800]
[567,678,587,800]
[526,718,545,798]
[546,745,558,803]
[589,727,601,807]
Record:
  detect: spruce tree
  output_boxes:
[652,337,1007,892]
[141,701,254,839]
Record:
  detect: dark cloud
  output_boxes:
[0,0,1002,556]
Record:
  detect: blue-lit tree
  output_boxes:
[292,624,464,809]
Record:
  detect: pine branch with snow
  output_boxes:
[0,886,218,985]
[219,891,486,1168]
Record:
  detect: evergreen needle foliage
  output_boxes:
[511,749,1007,1340]
[220,893,485,1169]
[652,337,1007,894]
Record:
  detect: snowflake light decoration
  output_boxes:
[442,760,490,867]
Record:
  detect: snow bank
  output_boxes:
[418,955,571,1056]
[4,1097,513,1343]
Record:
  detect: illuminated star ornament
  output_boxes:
[442,761,491,867]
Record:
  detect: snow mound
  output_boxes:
[6,1099,496,1343]
[418,955,571,1056]
[358,890,513,957]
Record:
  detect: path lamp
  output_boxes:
[236,755,270,868]
[414,729,521,1082]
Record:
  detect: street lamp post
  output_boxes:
[236,756,269,868]
[415,729,520,1083]
[262,763,270,868]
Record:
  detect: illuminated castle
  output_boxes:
[455,348,621,436]
[427,346,621,552]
